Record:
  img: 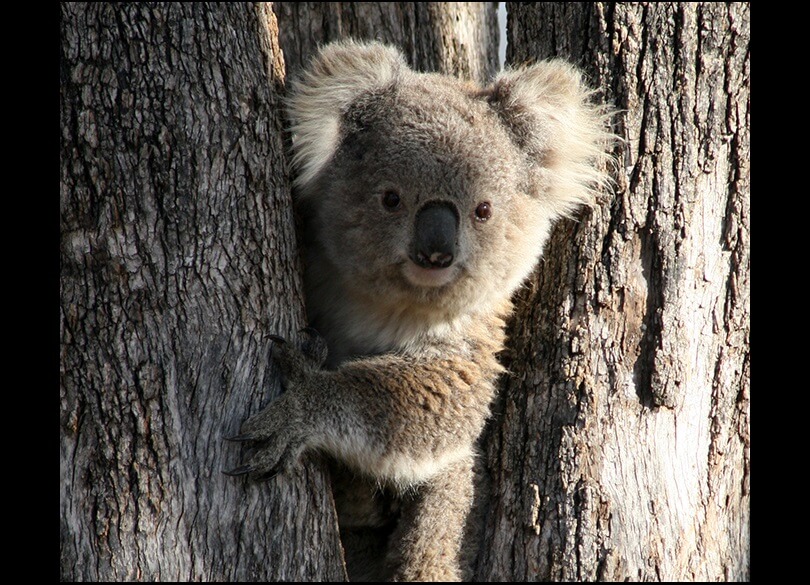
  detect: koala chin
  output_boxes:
[226,40,613,581]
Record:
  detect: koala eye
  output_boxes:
[381,190,402,211]
[474,201,492,222]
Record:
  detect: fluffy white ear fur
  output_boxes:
[287,40,407,192]
[489,61,614,217]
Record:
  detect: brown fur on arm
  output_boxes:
[238,312,506,490]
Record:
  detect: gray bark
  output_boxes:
[473,3,750,581]
[275,2,499,82]
[60,3,344,580]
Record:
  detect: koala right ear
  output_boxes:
[485,60,614,218]
[287,40,407,192]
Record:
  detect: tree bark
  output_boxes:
[60,3,344,580]
[473,3,750,581]
[275,2,499,82]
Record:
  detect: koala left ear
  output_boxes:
[486,60,614,216]
[287,40,408,193]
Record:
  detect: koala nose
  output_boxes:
[411,201,459,269]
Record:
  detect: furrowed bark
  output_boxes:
[60,3,344,580]
[473,3,750,581]
[275,2,499,82]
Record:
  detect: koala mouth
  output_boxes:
[402,261,459,289]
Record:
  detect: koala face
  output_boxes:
[289,41,610,329]
[308,76,553,319]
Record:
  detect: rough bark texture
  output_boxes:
[473,3,750,581]
[275,2,499,82]
[60,3,344,580]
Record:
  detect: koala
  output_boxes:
[226,40,612,581]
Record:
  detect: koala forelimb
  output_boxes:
[232,314,504,487]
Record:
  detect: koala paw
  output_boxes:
[223,394,307,480]
[268,328,328,388]
[223,329,327,480]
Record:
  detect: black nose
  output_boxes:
[411,202,459,269]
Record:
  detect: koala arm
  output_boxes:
[310,353,493,484]
[227,329,502,488]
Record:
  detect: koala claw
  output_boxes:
[224,432,304,481]
[224,390,308,482]
[299,327,329,366]
[223,434,254,442]
[239,436,303,480]
[254,468,282,482]
[269,335,326,386]
[268,329,328,369]
[226,332,323,482]
[222,464,255,477]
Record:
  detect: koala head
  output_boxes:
[287,40,612,324]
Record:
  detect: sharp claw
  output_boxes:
[255,467,282,482]
[223,434,254,442]
[299,327,328,365]
[222,465,255,477]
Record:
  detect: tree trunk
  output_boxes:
[60,3,344,580]
[473,3,750,581]
[275,2,499,82]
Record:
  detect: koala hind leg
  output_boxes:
[385,455,475,582]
